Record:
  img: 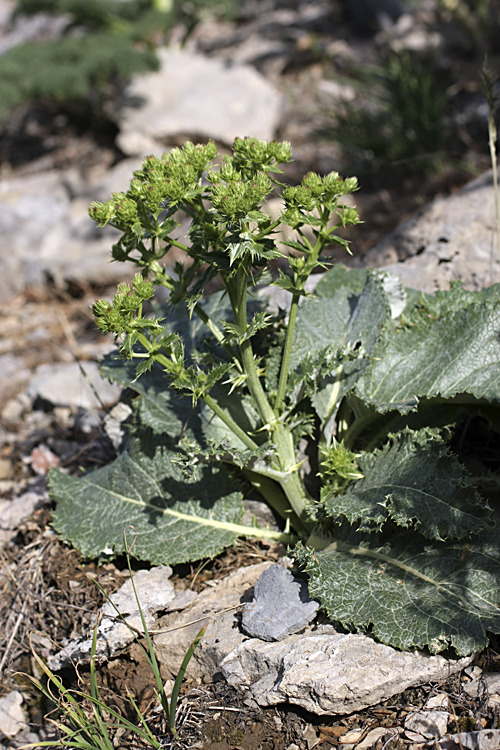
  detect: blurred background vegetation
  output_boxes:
[0,0,236,124]
[0,0,498,229]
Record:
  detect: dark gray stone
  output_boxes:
[242,563,319,641]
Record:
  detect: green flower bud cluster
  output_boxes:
[231,136,293,178]
[89,140,218,231]
[320,439,363,480]
[208,168,273,221]
[92,273,154,336]
[280,172,360,231]
[284,172,358,212]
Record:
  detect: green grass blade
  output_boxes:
[168,623,207,736]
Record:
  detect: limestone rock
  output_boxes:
[49,566,187,670]
[438,729,500,750]
[48,561,473,717]
[116,48,282,154]
[0,486,48,548]
[0,691,27,740]
[0,168,129,302]
[405,694,450,740]
[221,628,472,715]
[463,671,500,698]
[26,361,120,410]
[376,167,500,293]
[153,562,273,678]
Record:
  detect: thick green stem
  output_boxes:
[226,264,314,529]
[230,264,276,427]
[242,469,311,538]
[271,425,314,528]
[202,393,260,453]
[275,292,300,413]
[274,227,327,414]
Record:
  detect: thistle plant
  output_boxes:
[50,137,500,656]
[89,138,359,539]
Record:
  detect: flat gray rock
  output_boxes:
[116,48,282,154]
[26,361,120,410]
[375,167,500,293]
[242,563,319,641]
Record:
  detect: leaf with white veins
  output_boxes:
[49,432,267,565]
[296,529,500,655]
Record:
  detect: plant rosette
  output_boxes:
[49,137,500,657]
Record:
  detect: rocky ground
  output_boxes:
[2,0,500,747]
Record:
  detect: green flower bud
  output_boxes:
[301,172,324,198]
[112,193,139,227]
[342,176,359,193]
[89,201,114,226]
[342,206,360,226]
[280,206,302,228]
[220,160,242,182]
[211,172,272,219]
[132,273,154,301]
[322,172,343,194]
[232,137,293,175]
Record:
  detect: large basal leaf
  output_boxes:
[49,432,245,565]
[321,428,489,540]
[407,280,500,321]
[316,264,407,320]
[293,270,390,439]
[356,299,500,413]
[314,264,368,299]
[296,529,500,655]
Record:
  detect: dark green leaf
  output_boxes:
[357,300,500,413]
[321,428,489,540]
[50,432,245,565]
[293,271,390,437]
[100,353,200,439]
[296,529,500,655]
